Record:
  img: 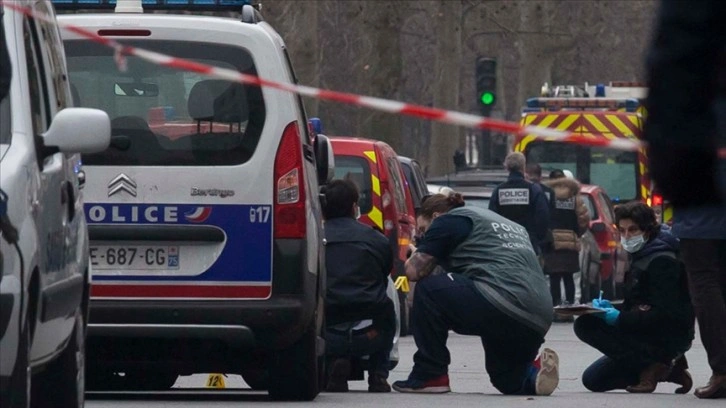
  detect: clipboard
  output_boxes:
[553,304,606,316]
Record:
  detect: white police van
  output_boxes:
[0,1,111,406]
[55,0,333,400]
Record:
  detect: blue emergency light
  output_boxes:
[525,97,640,112]
[51,0,251,10]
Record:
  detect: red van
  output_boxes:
[329,137,416,334]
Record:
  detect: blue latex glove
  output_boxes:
[592,299,613,309]
[598,307,620,326]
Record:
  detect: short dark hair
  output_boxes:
[323,179,359,220]
[526,163,542,177]
[614,201,660,237]
[549,169,566,179]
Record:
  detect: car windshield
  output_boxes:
[0,96,9,146]
[333,155,373,214]
[526,142,638,202]
[64,40,265,166]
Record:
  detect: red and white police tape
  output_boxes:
[3,1,725,159]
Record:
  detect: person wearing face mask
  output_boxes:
[322,179,396,393]
[393,191,559,396]
[574,201,695,394]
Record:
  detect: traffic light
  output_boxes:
[476,57,497,115]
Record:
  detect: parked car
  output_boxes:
[397,156,429,213]
[426,167,509,190]
[578,184,628,302]
[0,2,111,406]
[59,0,332,400]
[428,184,493,210]
[330,137,416,335]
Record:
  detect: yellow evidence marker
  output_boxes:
[206,373,226,389]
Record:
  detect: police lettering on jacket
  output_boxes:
[498,188,530,205]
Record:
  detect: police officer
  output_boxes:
[490,152,550,255]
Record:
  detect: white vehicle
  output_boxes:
[0,1,111,407]
[57,0,333,400]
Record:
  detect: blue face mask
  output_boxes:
[621,234,645,253]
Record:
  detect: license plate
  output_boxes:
[90,245,180,270]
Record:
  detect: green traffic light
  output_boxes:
[480,92,495,105]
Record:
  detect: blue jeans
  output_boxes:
[574,314,678,392]
[410,273,545,395]
[326,323,393,378]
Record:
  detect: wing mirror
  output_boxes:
[314,134,335,186]
[42,108,110,157]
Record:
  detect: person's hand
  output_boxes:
[597,307,620,326]
[592,299,613,309]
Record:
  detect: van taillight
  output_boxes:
[652,194,663,207]
[274,122,306,239]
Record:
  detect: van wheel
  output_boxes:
[268,322,319,401]
[4,326,30,408]
[32,311,85,408]
[242,369,269,390]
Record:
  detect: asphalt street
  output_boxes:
[86,322,721,408]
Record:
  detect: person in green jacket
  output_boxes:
[575,201,695,393]
[392,191,559,395]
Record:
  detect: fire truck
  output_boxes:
[514,81,671,224]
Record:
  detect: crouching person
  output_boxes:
[392,191,559,395]
[575,201,695,394]
[323,180,396,393]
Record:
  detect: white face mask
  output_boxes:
[621,234,645,253]
[354,204,361,220]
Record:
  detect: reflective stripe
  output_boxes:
[368,206,383,230]
[363,150,377,163]
[371,174,381,196]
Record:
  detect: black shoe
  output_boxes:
[368,374,391,393]
[325,358,350,393]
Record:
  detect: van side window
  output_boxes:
[387,157,408,215]
[23,18,50,135]
[33,0,69,111]
[282,48,310,146]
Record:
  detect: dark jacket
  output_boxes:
[644,0,726,212]
[489,171,550,254]
[618,230,695,353]
[324,217,395,329]
[542,177,590,274]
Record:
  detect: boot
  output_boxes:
[325,358,351,392]
[368,373,391,393]
[626,362,670,393]
[694,374,726,399]
[665,355,692,394]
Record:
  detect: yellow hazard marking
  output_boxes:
[206,373,226,389]
[556,114,579,131]
[605,114,634,136]
[371,174,381,196]
[639,163,646,176]
[663,206,673,223]
[363,150,377,163]
[394,276,410,293]
[584,114,610,134]
[627,114,641,127]
[515,135,537,152]
[536,114,559,129]
[641,185,649,200]
[522,114,538,126]
[368,206,383,230]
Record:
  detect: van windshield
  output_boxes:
[64,40,266,166]
[333,155,373,214]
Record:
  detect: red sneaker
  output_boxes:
[392,374,451,393]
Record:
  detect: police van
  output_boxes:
[55,0,333,400]
[1,1,110,406]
